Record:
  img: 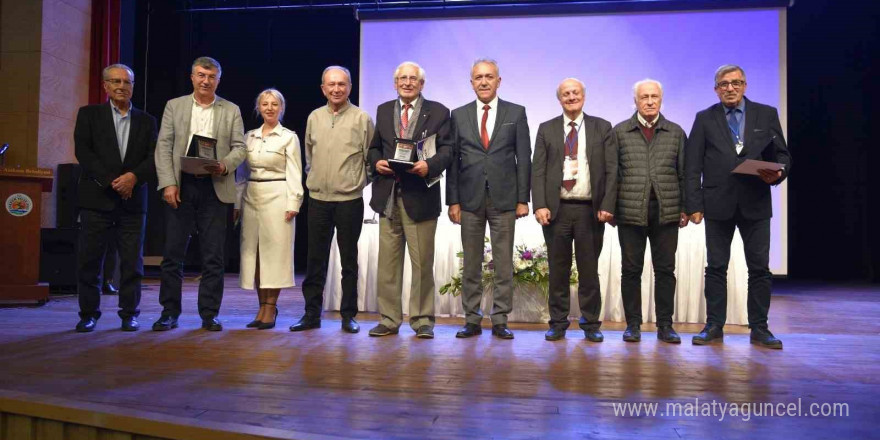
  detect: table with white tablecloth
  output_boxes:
[323,216,750,325]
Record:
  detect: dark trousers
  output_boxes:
[77,207,145,320]
[618,200,679,327]
[102,233,118,285]
[159,176,229,320]
[542,201,604,330]
[704,209,772,328]
[460,195,516,325]
[301,197,363,319]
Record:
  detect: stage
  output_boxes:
[0,276,876,439]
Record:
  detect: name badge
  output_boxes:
[563,156,579,180]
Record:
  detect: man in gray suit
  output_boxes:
[447,58,530,339]
[532,78,617,342]
[152,56,247,331]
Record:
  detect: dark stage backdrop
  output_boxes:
[130,0,878,282]
[131,2,361,273]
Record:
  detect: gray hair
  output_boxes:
[471,58,499,78]
[556,77,585,100]
[322,65,352,85]
[102,64,135,82]
[393,61,426,84]
[714,64,746,85]
[632,78,663,99]
[192,56,222,78]
[255,88,286,122]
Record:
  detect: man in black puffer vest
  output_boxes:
[612,79,688,344]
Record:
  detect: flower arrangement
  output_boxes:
[439,238,578,297]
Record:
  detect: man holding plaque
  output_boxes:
[685,64,791,348]
[153,56,247,331]
[446,59,531,339]
[367,61,453,338]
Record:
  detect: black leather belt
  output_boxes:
[188,173,211,179]
[248,178,286,182]
[560,199,592,205]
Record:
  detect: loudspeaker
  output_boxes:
[56,163,81,228]
[40,227,79,293]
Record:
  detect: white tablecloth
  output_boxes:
[322,214,749,325]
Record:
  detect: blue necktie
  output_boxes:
[727,109,741,142]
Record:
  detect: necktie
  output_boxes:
[480,104,490,150]
[727,108,741,150]
[400,103,411,138]
[563,121,578,191]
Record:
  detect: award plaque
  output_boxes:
[393,138,415,162]
[190,135,218,160]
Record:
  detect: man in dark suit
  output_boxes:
[367,61,453,339]
[73,64,157,332]
[446,59,530,339]
[685,64,791,349]
[532,78,617,342]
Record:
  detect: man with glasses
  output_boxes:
[685,64,792,348]
[153,56,247,331]
[367,61,453,339]
[73,64,157,332]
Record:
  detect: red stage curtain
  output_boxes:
[88,0,121,104]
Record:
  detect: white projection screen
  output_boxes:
[360,7,788,274]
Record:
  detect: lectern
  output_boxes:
[0,167,54,303]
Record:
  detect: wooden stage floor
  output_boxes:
[0,277,877,439]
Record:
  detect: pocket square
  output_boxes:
[502,122,515,126]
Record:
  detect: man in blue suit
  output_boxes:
[447,59,531,339]
[686,64,792,349]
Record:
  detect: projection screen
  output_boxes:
[360,7,788,274]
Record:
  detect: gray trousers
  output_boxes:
[377,199,438,331]
[460,195,516,325]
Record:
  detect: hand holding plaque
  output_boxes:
[181,135,221,175]
[387,138,416,174]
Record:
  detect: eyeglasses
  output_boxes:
[105,79,133,86]
[715,80,745,90]
[396,76,420,84]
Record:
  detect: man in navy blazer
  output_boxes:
[532,78,617,342]
[446,59,530,339]
[686,64,791,349]
[74,64,157,332]
[367,61,453,339]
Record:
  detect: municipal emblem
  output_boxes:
[5,193,33,217]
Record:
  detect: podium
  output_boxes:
[0,167,54,303]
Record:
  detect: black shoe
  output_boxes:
[121,316,139,332]
[455,323,482,338]
[692,324,724,345]
[341,317,360,333]
[545,327,566,341]
[102,281,118,295]
[657,325,681,344]
[201,317,223,331]
[368,324,399,337]
[246,319,262,328]
[416,325,434,339]
[491,324,514,339]
[289,315,321,332]
[257,306,278,330]
[152,315,178,331]
[584,328,604,342]
[750,327,783,349]
[623,325,641,342]
[75,317,98,333]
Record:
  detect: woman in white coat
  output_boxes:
[235,89,304,329]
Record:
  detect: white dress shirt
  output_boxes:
[187,94,215,154]
[476,95,499,142]
[560,112,591,200]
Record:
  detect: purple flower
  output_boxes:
[522,250,533,260]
